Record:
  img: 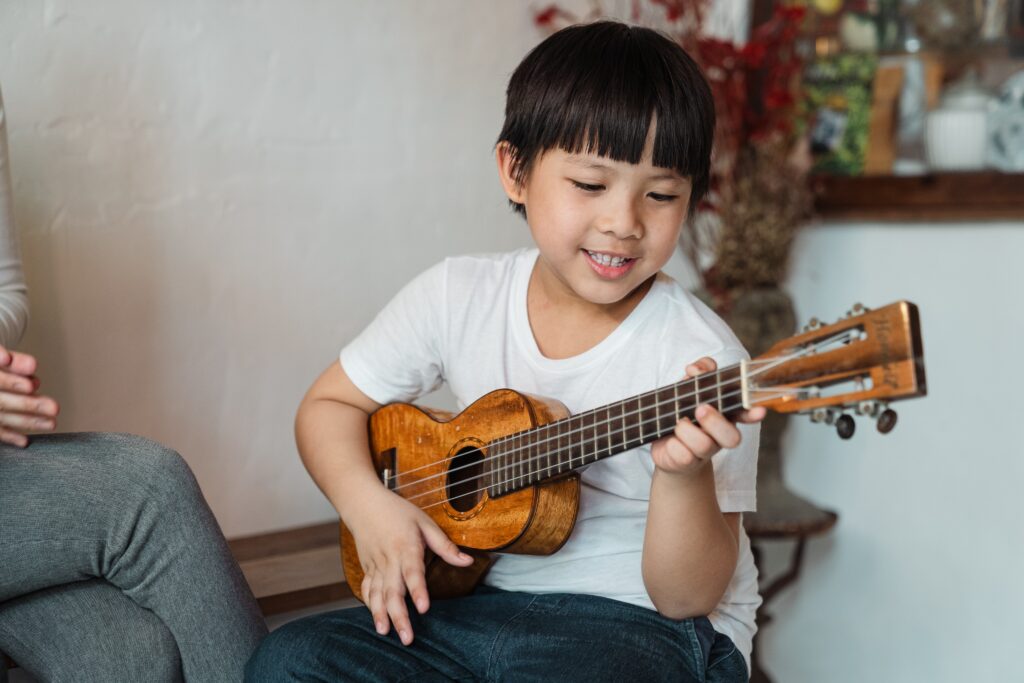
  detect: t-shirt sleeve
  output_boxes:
[707,345,759,514]
[339,261,448,405]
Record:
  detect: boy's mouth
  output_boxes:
[583,249,638,278]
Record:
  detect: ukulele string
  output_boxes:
[388,331,846,494]
[386,349,809,491]
[404,330,855,508]
[416,391,784,511]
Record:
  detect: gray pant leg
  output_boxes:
[0,433,268,682]
[0,579,182,682]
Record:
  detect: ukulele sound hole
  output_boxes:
[447,446,485,513]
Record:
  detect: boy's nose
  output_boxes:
[597,197,644,240]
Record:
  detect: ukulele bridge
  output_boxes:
[377,447,397,491]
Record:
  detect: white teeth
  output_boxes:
[587,250,630,267]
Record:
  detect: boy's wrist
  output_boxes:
[652,462,716,495]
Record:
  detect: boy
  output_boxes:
[248,21,765,682]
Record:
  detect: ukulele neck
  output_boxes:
[485,363,746,497]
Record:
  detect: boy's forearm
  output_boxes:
[641,466,738,619]
[295,395,385,521]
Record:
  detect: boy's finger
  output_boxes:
[673,418,715,459]
[368,571,389,636]
[695,404,741,449]
[402,558,431,614]
[420,520,473,567]
[685,356,717,378]
[383,565,412,645]
[737,406,767,424]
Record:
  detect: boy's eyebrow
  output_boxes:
[563,155,685,182]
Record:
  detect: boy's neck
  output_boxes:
[526,258,656,360]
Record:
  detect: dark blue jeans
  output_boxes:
[246,586,747,682]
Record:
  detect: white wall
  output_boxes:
[2,2,1022,680]
[0,0,537,536]
[765,221,1024,682]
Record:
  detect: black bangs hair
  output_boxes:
[497,21,715,218]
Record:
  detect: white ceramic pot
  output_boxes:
[925,72,993,171]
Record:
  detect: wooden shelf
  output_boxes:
[813,172,1024,221]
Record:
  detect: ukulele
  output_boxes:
[340,300,926,601]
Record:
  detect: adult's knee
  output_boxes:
[95,432,200,501]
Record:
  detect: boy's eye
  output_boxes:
[648,192,678,203]
[571,180,604,193]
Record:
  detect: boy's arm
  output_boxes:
[642,466,740,618]
[296,361,473,645]
[641,357,763,619]
[295,360,385,519]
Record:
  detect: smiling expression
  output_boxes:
[497,128,692,316]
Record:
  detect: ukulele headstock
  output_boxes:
[744,301,926,439]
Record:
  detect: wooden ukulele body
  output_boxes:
[340,389,581,601]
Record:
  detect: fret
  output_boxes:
[552,421,561,475]
[673,382,680,419]
[655,387,674,435]
[520,431,528,486]
[718,365,742,418]
[587,411,598,463]
[716,369,723,412]
[619,400,628,451]
[603,406,613,457]
[652,390,659,441]
[638,394,646,442]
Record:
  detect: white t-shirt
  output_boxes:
[340,248,762,670]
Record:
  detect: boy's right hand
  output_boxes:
[345,487,474,646]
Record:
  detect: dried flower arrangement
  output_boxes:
[535,1,814,313]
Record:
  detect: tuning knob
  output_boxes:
[802,317,823,333]
[876,409,898,434]
[846,302,868,318]
[835,414,856,439]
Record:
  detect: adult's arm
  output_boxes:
[0,85,30,347]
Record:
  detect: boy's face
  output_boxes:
[497,128,691,310]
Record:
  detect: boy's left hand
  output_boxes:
[650,357,765,477]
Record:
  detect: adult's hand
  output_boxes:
[0,344,59,447]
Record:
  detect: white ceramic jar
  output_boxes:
[925,72,993,171]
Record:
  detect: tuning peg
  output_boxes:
[856,400,879,417]
[846,302,869,318]
[876,408,898,434]
[835,414,856,439]
[802,317,822,333]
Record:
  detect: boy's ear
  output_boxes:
[495,142,526,205]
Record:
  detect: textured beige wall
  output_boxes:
[1,2,1022,680]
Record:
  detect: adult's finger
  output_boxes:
[0,370,37,394]
[4,351,37,378]
[0,428,28,447]
[0,411,56,433]
[0,392,59,418]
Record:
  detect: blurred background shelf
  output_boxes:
[813,172,1024,221]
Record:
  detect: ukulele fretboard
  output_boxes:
[485,364,745,497]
